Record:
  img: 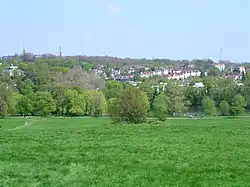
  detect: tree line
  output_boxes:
[104,78,249,123]
[0,59,250,123]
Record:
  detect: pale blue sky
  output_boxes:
[1,0,250,61]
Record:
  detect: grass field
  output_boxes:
[1,117,250,186]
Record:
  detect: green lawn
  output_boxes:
[1,117,250,186]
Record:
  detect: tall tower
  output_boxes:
[22,45,26,56]
[219,45,223,62]
[59,45,62,57]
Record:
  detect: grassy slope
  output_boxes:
[1,118,250,186]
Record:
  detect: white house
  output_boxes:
[3,64,19,77]
[163,69,168,75]
[140,71,153,78]
[153,70,162,76]
[193,82,204,88]
[214,63,225,72]
[239,66,246,74]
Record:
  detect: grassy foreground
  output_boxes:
[1,117,250,186]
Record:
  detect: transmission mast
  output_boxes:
[59,45,62,57]
[219,45,223,62]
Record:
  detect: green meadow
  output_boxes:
[1,117,250,186]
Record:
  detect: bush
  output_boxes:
[219,100,230,116]
[64,90,87,116]
[109,87,149,123]
[153,93,168,121]
[107,98,118,118]
[35,92,56,116]
[88,91,107,117]
[202,97,217,116]
[230,94,247,116]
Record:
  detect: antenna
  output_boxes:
[22,45,26,56]
[59,45,62,57]
[219,45,223,62]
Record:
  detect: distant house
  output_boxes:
[153,70,162,76]
[128,81,139,86]
[236,83,244,86]
[239,66,246,74]
[163,69,168,75]
[140,71,153,78]
[151,85,167,93]
[193,82,204,88]
[3,65,20,77]
[214,63,225,72]
[9,65,18,69]
[230,65,247,74]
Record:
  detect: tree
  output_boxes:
[16,93,35,116]
[223,84,238,104]
[241,71,247,81]
[110,87,149,123]
[219,100,230,116]
[0,64,4,73]
[64,89,89,116]
[135,73,142,82]
[0,84,12,117]
[243,72,250,109]
[138,81,156,110]
[107,98,118,118]
[208,67,220,76]
[208,87,224,107]
[17,78,35,95]
[10,92,22,116]
[50,85,68,115]
[166,84,188,116]
[200,71,206,77]
[243,72,250,87]
[230,94,247,116]
[203,76,215,92]
[153,93,168,121]
[34,92,56,116]
[20,62,52,91]
[54,66,105,90]
[103,80,123,100]
[184,87,206,109]
[202,97,217,116]
[88,91,107,117]
[242,86,250,110]
[80,62,93,71]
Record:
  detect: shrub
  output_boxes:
[107,98,118,118]
[202,97,217,116]
[109,87,149,123]
[88,91,107,117]
[219,100,230,116]
[153,93,168,121]
[230,94,247,116]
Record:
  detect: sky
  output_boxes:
[1,0,250,61]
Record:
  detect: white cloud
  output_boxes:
[108,4,120,14]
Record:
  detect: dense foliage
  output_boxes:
[109,87,149,123]
[153,93,169,121]
[1,55,250,122]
